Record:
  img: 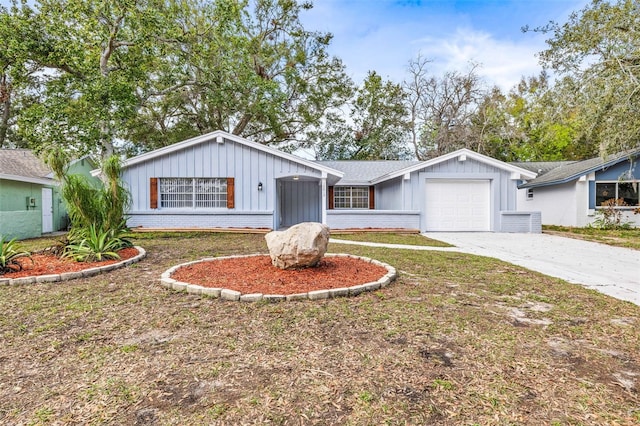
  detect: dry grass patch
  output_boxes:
[0,233,638,425]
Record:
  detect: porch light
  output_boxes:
[258,182,263,191]
[293,175,299,180]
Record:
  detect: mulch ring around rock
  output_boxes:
[160,253,397,302]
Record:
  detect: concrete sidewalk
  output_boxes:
[423,232,640,306]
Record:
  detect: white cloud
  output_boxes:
[413,27,548,90]
[300,0,591,91]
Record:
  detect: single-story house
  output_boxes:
[0,149,98,240]
[120,130,540,233]
[515,149,640,227]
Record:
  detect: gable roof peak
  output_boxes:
[370,148,537,184]
[120,130,344,179]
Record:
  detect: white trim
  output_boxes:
[321,177,327,225]
[372,148,537,184]
[119,130,344,179]
[0,173,58,186]
[333,185,370,209]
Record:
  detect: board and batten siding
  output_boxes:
[123,138,323,229]
[327,156,522,232]
[410,157,519,232]
[279,180,320,227]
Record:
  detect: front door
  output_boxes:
[42,188,53,233]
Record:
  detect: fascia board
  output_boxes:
[371,148,537,184]
[520,151,640,189]
[0,173,58,186]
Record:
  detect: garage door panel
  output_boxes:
[425,180,490,231]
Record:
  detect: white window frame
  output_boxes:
[159,178,228,209]
[334,186,369,209]
[526,188,534,200]
[595,180,639,208]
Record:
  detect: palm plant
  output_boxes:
[47,149,133,262]
[0,235,32,274]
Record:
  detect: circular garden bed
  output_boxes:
[160,253,397,302]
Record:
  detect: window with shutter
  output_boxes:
[155,178,233,208]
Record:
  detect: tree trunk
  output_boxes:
[232,113,253,136]
[0,77,10,147]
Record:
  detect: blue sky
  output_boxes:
[300,0,590,90]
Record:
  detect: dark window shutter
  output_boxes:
[227,177,235,209]
[150,178,158,209]
[328,186,334,209]
[369,186,375,209]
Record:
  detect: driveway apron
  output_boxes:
[423,232,640,306]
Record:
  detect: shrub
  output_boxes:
[63,225,132,262]
[590,198,631,230]
[0,235,32,275]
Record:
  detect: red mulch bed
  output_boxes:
[171,255,389,295]
[2,247,140,279]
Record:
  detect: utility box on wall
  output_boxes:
[26,197,36,209]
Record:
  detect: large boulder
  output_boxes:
[265,222,330,270]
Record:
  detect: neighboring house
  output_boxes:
[515,149,640,227]
[0,149,99,240]
[0,149,61,240]
[120,130,540,233]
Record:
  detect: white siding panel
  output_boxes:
[127,212,273,229]
[376,178,403,210]
[327,210,420,230]
[519,182,577,226]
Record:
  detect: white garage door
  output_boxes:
[425,179,491,231]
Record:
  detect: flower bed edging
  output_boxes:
[0,246,147,286]
[159,253,397,302]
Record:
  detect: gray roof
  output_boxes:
[519,149,640,189]
[510,161,577,176]
[316,160,421,185]
[0,149,53,180]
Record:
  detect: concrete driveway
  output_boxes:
[423,232,640,306]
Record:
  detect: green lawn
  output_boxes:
[330,232,453,247]
[543,225,640,250]
[1,232,638,425]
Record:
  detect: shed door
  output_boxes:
[42,188,53,233]
[425,179,490,231]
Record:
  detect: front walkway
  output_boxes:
[330,233,640,306]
